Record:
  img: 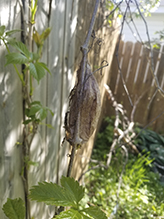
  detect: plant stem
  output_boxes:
[67,146,76,177]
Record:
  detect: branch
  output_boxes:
[66,0,100,177]
[115,1,133,106]
[134,0,164,96]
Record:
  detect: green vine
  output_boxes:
[0,2,52,218]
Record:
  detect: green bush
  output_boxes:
[93,117,115,160]
[85,151,164,218]
[85,117,164,218]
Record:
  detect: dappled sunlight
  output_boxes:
[71,15,77,35]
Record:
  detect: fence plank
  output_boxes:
[106,40,164,133]
[0,1,119,218]
[0,1,24,219]
[71,0,119,180]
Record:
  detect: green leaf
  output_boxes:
[23,119,32,125]
[31,52,40,61]
[55,208,90,219]
[60,176,85,204]
[29,101,48,121]
[5,29,22,36]
[29,181,76,207]
[40,27,51,41]
[33,30,42,47]
[46,107,54,116]
[2,198,25,219]
[37,107,47,121]
[29,102,42,116]
[5,53,29,65]
[0,25,5,37]
[29,62,46,82]
[31,101,41,105]
[29,63,38,81]
[9,41,31,58]
[82,206,107,219]
[39,62,51,74]
[34,62,46,81]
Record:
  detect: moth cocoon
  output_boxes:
[64,60,101,147]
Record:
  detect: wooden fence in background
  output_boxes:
[0,1,118,218]
[105,40,164,132]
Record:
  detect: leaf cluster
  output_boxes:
[135,128,164,176]
[87,118,164,218]
[5,40,51,83]
[24,101,54,124]
[29,176,107,219]
[0,25,51,83]
[85,150,164,218]
[93,117,115,160]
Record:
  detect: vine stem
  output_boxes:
[66,0,100,178]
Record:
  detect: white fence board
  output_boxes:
[0,1,24,219]
[0,0,118,218]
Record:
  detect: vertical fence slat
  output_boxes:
[0,1,24,219]
[107,40,164,132]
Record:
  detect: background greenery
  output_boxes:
[85,117,164,218]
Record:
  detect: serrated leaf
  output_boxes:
[60,176,85,204]
[55,208,90,219]
[9,41,31,58]
[2,198,25,219]
[0,25,5,36]
[34,62,46,81]
[39,62,51,74]
[82,206,107,219]
[5,53,29,65]
[29,63,38,81]
[5,29,22,36]
[29,181,76,207]
[31,52,40,61]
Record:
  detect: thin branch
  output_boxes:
[66,0,100,177]
[134,0,164,96]
[115,1,133,106]
[84,60,109,84]
[67,146,76,177]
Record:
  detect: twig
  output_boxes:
[134,0,164,96]
[78,163,107,182]
[84,60,109,84]
[115,145,128,219]
[106,138,117,167]
[67,146,76,177]
[115,1,133,106]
